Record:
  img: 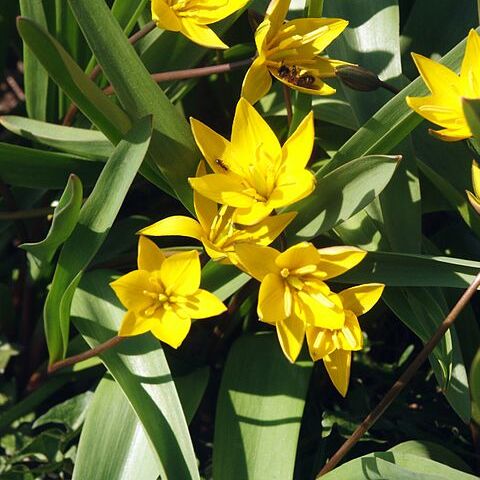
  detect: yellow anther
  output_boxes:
[280,268,290,278]
[292,264,317,276]
[158,293,168,303]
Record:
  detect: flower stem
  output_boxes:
[47,336,126,374]
[316,271,480,477]
[283,84,293,127]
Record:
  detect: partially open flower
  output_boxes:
[241,0,349,104]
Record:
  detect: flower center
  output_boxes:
[142,289,188,316]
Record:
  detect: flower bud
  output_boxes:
[336,65,383,92]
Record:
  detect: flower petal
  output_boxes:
[183,289,227,319]
[467,190,480,215]
[298,290,345,329]
[190,0,249,24]
[160,250,200,296]
[306,326,336,361]
[242,211,297,245]
[151,0,181,31]
[266,0,290,36]
[282,111,314,171]
[461,29,480,97]
[406,94,464,129]
[268,169,316,208]
[119,311,157,337]
[276,314,306,363]
[275,242,322,270]
[323,349,351,397]
[337,311,363,351]
[178,18,228,49]
[139,216,204,242]
[338,283,384,317]
[190,118,231,173]
[110,270,154,312]
[241,59,272,105]
[270,67,336,96]
[429,126,472,142]
[137,236,166,272]
[235,244,280,281]
[316,246,366,280]
[233,201,274,225]
[472,160,480,198]
[258,272,288,323]
[150,308,191,348]
[189,174,254,208]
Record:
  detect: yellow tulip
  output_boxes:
[151,0,248,49]
[110,236,226,348]
[306,284,384,397]
[406,29,480,142]
[241,0,348,104]
[188,98,316,225]
[234,242,367,363]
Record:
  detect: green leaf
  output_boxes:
[470,348,480,423]
[213,333,312,480]
[67,0,200,211]
[71,270,200,479]
[21,174,83,264]
[321,451,478,480]
[462,98,480,141]
[284,155,400,242]
[44,117,152,363]
[0,142,102,189]
[33,391,93,431]
[73,377,161,480]
[0,116,113,160]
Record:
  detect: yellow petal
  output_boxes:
[137,236,165,272]
[182,289,227,319]
[467,189,480,215]
[266,0,290,36]
[191,0,249,24]
[254,19,270,55]
[429,126,472,142]
[411,53,460,95]
[235,244,280,281]
[306,326,335,361]
[150,308,191,348]
[119,311,157,337]
[242,211,297,245]
[241,59,272,105]
[270,67,337,96]
[276,314,306,363]
[298,290,345,329]
[406,94,464,130]
[268,169,316,208]
[258,272,288,323]
[189,174,254,208]
[472,160,480,198]
[282,111,314,171]
[160,250,200,296]
[461,29,480,97]
[316,246,366,280]
[110,270,154,312]
[193,161,218,231]
[323,349,351,397]
[337,311,363,351]
[178,18,228,49]
[190,118,231,173]
[151,0,181,31]
[233,202,274,225]
[338,283,384,317]
[139,216,204,242]
[231,98,282,168]
[275,242,322,271]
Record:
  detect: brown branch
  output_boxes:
[102,58,253,96]
[47,336,126,374]
[317,271,480,477]
[283,84,293,127]
[62,21,156,126]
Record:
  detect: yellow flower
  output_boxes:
[139,164,296,264]
[234,242,366,363]
[188,98,316,225]
[306,284,384,397]
[467,160,480,215]
[406,29,480,142]
[110,236,226,348]
[241,0,348,104]
[151,0,248,49]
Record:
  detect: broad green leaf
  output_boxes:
[21,174,83,264]
[19,0,49,121]
[68,0,200,211]
[73,377,161,480]
[213,333,312,480]
[71,270,200,479]
[462,98,480,141]
[44,117,152,363]
[470,349,480,423]
[284,155,400,242]
[0,142,102,189]
[320,451,478,480]
[201,262,249,301]
[0,116,113,160]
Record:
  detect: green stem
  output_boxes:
[307,0,324,17]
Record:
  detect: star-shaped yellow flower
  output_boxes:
[110,236,226,348]
[188,98,316,225]
[241,0,348,104]
[306,284,384,396]
[151,0,248,49]
[139,163,296,265]
[406,29,480,142]
[235,242,366,363]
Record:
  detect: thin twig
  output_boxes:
[102,58,253,96]
[48,336,125,374]
[62,21,156,126]
[380,80,401,95]
[0,206,54,221]
[5,73,25,101]
[283,84,293,127]
[317,272,480,477]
